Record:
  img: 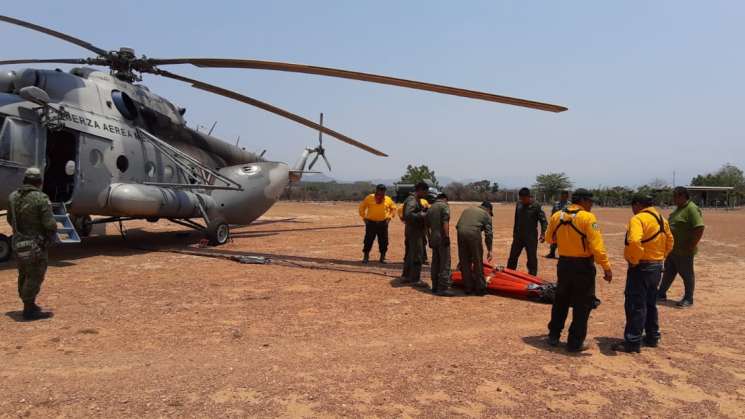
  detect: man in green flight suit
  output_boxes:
[427,193,454,297]
[7,167,58,320]
[401,182,429,287]
[456,201,494,296]
[546,190,570,259]
[507,187,547,276]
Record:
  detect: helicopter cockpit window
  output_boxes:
[145,162,156,178]
[0,117,39,166]
[111,90,138,120]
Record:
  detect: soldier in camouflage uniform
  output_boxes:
[7,167,57,320]
[400,182,429,287]
[426,193,454,296]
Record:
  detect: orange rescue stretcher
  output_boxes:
[451,263,556,303]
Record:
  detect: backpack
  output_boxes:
[552,208,588,251]
[624,210,666,246]
[9,192,44,262]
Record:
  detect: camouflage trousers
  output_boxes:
[17,253,48,303]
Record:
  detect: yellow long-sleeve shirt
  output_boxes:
[359,194,397,221]
[624,207,674,265]
[545,204,611,271]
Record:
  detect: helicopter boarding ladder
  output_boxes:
[51,202,81,243]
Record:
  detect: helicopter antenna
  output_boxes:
[208,121,217,135]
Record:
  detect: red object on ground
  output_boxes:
[451,263,556,301]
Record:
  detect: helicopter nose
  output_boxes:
[212,162,289,225]
[263,162,290,200]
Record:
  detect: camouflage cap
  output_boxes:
[23,167,42,181]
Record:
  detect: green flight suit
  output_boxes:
[402,195,427,283]
[456,206,493,294]
[7,185,57,304]
[507,201,547,276]
[426,199,451,292]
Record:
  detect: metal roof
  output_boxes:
[683,186,735,191]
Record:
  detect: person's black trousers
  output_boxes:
[624,262,663,347]
[362,220,389,255]
[507,237,538,276]
[658,253,695,303]
[548,257,596,349]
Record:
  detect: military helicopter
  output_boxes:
[0,15,567,262]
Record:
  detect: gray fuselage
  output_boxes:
[0,67,289,225]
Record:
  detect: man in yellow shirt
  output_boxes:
[545,189,612,352]
[612,194,674,353]
[359,184,397,263]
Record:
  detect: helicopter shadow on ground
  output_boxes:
[230,223,362,237]
[183,246,404,278]
[0,227,272,272]
[241,217,306,227]
[0,223,365,274]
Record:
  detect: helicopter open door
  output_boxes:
[42,129,78,203]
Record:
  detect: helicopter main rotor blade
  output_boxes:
[155,69,388,157]
[149,58,567,113]
[0,15,108,57]
[0,58,103,66]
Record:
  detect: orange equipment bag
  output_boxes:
[451,263,556,303]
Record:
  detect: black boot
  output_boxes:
[362,252,370,264]
[611,342,641,353]
[379,252,386,264]
[435,289,456,297]
[22,303,53,321]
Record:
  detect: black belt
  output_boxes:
[631,260,663,266]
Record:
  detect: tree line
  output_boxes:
[284,163,745,207]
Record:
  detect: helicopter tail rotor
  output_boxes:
[307,113,332,172]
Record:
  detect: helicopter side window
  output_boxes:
[0,116,7,160]
[111,90,138,120]
[116,155,129,173]
[145,162,156,178]
[0,117,39,166]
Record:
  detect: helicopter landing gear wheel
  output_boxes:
[206,218,230,246]
[0,234,11,263]
[72,215,93,237]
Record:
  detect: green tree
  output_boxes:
[490,182,500,193]
[691,163,745,189]
[533,172,573,202]
[400,164,439,188]
[443,182,466,201]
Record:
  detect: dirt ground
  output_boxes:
[0,202,743,418]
